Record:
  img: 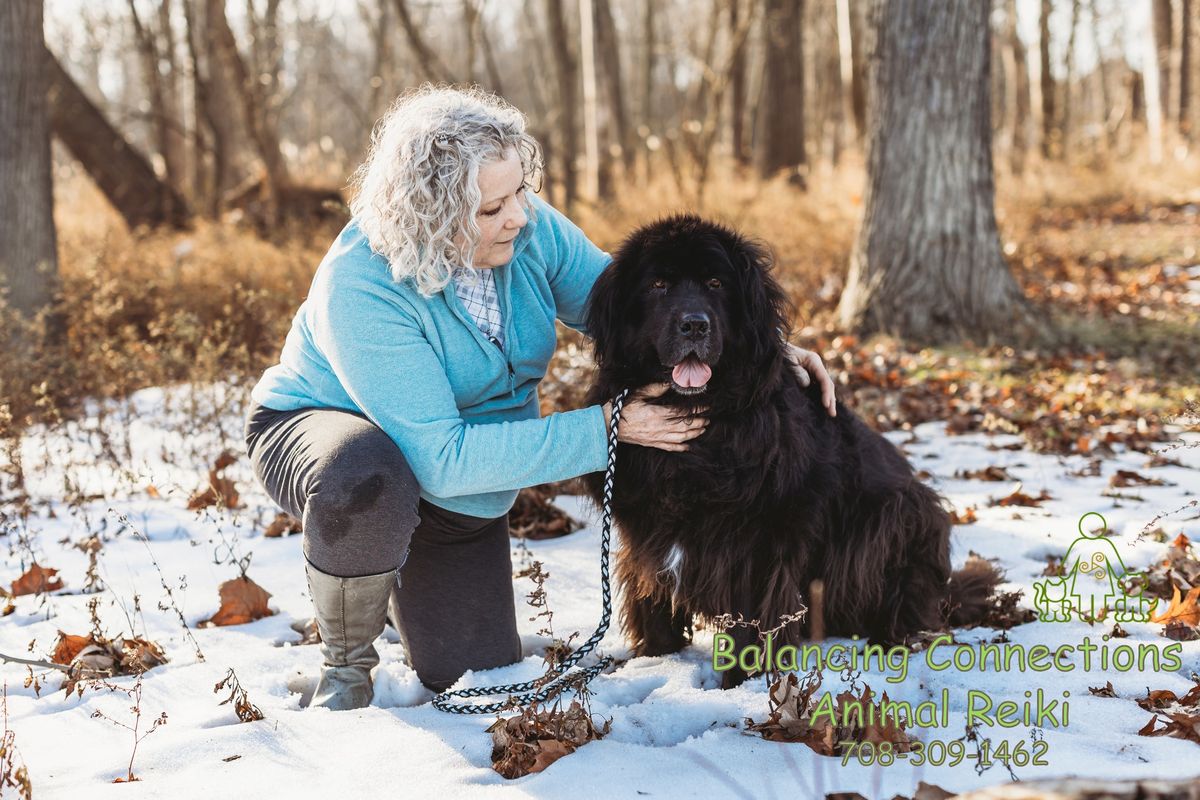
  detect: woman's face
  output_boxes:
[468,148,529,269]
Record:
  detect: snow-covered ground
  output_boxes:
[2,383,1199,799]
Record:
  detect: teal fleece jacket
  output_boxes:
[250,193,612,517]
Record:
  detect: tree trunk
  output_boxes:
[0,0,59,322]
[208,0,290,220]
[848,0,869,140]
[46,51,189,229]
[1061,0,1081,154]
[1144,0,1166,162]
[759,0,806,182]
[835,0,859,142]
[1089,0,1116,149]
[1153,0,1174,122]
[1003,0,1031,173]
[579,0,600,200]
[544,0,579,208]
[838,0,1035,346]
[595,0,634,173]
[393,0,454,83]
[1182,0,1192,136]
[730,0,749,164]
[182,0,216,217]
[127,0,187,220]
[1039,0,1056,158]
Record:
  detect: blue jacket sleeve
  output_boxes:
[310,278,610,498]
[534,195,612,338]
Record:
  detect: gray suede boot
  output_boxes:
[304,560,396,711]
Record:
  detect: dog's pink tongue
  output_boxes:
[672,359,712,388]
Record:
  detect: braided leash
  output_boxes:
[432,388,631,714]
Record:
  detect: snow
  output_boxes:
[3,383,1200,799]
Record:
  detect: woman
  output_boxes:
[243,86,836,711]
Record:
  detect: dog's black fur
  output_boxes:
[581,215,999,688]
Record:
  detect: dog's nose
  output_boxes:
[678,312,710,340]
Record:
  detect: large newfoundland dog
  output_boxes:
[580,215,997,689]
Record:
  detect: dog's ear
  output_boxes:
[584,257,632,370]
[723,233,791,364]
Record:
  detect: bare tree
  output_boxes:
[594,0,633,175]
[1144,0,1166,162]
[1061,0,1082,152]
[758,0,805,182]
[393,0,454,83]
[730,0,750,163]
[127,0,188,216]
[1002,0,1032,172]
[1,0,59,323]
[47,52,190,229]
[579,0,600,200]
[838,0,1036,345]
[1182,0,1192,136]
[544,0,579,208]
[1039,0,1056,157]
[1153,0,1173,121]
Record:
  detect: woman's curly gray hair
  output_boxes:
[349,85,542,297]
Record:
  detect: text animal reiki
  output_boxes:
[712,633,1184,684]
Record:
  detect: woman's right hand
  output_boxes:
[600,383,708,452]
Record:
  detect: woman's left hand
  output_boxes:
[784,342,837,417]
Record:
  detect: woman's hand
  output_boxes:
[784,342,837,417]
[601,383,708,452]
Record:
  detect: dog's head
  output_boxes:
[585,215,792,406]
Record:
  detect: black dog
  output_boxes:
[581,215,997,689]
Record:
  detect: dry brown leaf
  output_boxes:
[989,483,1053,508]
[202,578,273,627]
[954,466,1015,481]
[200,576,274,627]
[10,563,64,596]
[263,512,302,538]
[187,452,242,510]
[1150,585,1200,627]
[1109,469,1167,488]
[949,505,977,525]
[213,450,237,471]
[52,632,93,665]
[120,637,169,672]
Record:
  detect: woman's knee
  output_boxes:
[302,427,421,562]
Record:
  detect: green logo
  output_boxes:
[1032,512,1157,623]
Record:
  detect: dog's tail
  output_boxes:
[943,555,1004,628]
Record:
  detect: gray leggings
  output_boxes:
[243,402,522,691]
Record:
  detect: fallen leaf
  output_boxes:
[950,506,978,525]
[1109,469,1167,488]
[263,513,302,538]
[1150,585,1200,627]
[188,452,241,510]
[200,577,274,627]
[1164,621,1200,641]
[989,483,1053,508]
[51,632,93,665]
[954,466,1015,481]
[10,563,64,596]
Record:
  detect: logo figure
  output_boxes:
[1032,512,1156,623]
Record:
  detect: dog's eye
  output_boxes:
[650,279,669,290]
[706,278,722,289]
